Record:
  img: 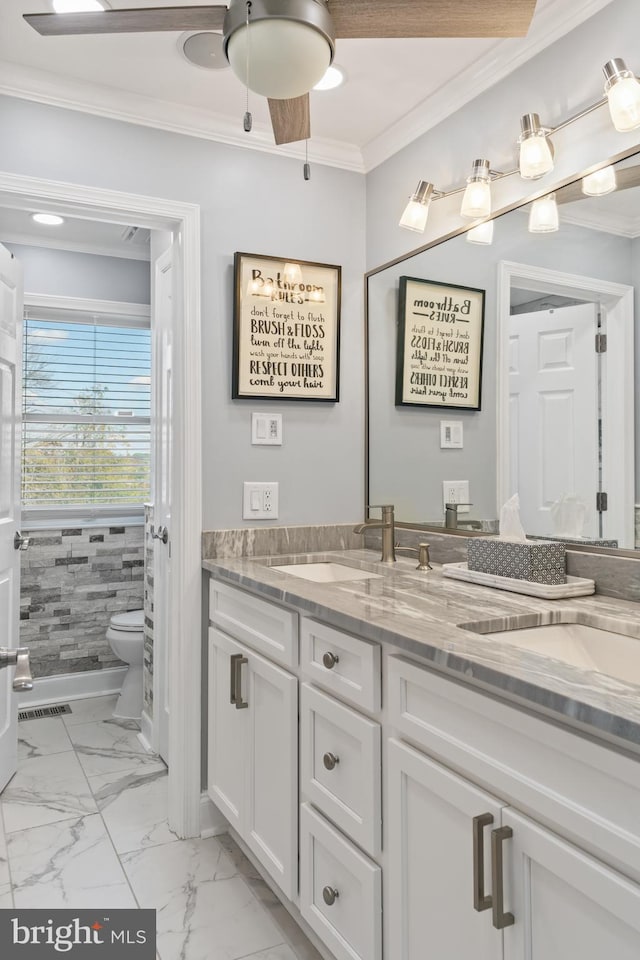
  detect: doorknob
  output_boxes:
[14,531,30,551]
[0,647,34,692]
[152,525,169,545]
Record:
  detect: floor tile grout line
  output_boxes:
[232,943,289,960]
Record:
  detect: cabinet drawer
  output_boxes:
[388,655,640,883]
[300,616,381,712]
[300,803,381,960]
[301,683,381,857]
[209,579,298,668]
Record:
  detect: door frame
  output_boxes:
[0,171,202,837]
[497,261,634,548]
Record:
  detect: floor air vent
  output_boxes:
[18,703,72,721]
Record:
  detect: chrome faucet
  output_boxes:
[445,502,472,529]
[353,504,396,563]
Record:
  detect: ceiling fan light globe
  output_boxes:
[226,20,332,99]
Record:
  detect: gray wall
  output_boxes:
[4,243,150,304]
[0,96,366,530]
[366,0,640,269]
[368,213,636,520]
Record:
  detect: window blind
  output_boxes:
[22,315,151,511]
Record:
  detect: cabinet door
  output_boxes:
[207,627,248,831]
[502,809,640,960]
[387,739,504,960]
[245,647,298,901]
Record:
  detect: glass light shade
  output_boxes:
[460,179,491,219]
[528,194,559,233]
[399,197,431,233]
[53,0,104,10]
[606,75,640,132]
[582,165,617,196]
[31,213,64,226]
[226,20,332,99]
[466,221,494,245]
[519,134,554,179]
[282,262,303,284]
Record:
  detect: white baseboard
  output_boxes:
[17,667,127,709]
[138,709,154,753]
[200,792,228,838]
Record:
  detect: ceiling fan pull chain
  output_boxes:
[304,139,311,180]
[243,0,252,133]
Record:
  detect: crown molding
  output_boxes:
[0,60,365,174]
[361,0,616,172]
[559,210,640,239]
[3,231,151,261]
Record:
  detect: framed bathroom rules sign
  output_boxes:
[395,276,485,410]
[232,252,341,401]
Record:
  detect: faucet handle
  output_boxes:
[445,502,473,508]
[366,503,394,517]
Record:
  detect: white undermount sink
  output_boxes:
[483,622,640,685]
[272,562,381,583]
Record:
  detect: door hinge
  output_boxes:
[596,491,608,512]
[595,333,607,353]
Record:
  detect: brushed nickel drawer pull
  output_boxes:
[322,651,339,669]
[491,826,515,929]
[472,813,494,911]
[322,885,339,906]
[230,653,249,710]
[323,752,340,771]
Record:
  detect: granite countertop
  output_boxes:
[203,549,640,756]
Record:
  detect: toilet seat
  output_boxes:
[110,609,144,632]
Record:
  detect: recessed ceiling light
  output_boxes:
[52,1,105,13]
[32,213,65,226]
[313,65,345,91]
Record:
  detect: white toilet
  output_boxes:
[107,609,145,719]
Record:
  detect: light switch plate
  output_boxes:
[252,413,283,445]
[243,482,279,519]
[440,420,463,448]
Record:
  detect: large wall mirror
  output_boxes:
[366,148,640,553]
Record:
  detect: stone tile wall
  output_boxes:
[20,525,145,678]
[143,505,154,718]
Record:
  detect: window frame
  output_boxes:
[21,294,151,528]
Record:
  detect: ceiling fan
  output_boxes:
[24,1,539,146]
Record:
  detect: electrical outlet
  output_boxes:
[442,480,470,514]
[243,482,279,519]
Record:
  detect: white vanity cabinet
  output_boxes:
[207,583,298,901]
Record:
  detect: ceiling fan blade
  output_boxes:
[268,95,310,145]
[329,0,538,38]
[24,6,227,37]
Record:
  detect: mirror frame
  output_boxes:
[364,143,640,559]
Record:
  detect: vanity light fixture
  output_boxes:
[466,220,494,245]
[282,262,303,284]
[582,165,617,196]
[399,181,434,233]
[460,160,492,219]
[518,113,554,179]
[603,58,640,133]
[31,213,65,226]
[52,0,105,11]
[528,193,559,233]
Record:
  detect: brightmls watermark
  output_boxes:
[0,910,156,958]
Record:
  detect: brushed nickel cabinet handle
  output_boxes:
[322,885,339,906]
[230,653,249,710]
[322,651,339,669]
[323,752,340,771]
[491,826,515,929]
[472,813,494,911]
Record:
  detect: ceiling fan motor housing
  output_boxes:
[223,0,336,99]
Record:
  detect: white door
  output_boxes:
[0,245,24,793]
[502,808,640,960]
[386,739,504,960]
[152,243,174,763]
[508,304,598,537]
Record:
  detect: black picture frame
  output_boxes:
[395,275,485,410]
[232,251,341,402]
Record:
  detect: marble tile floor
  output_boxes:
[0,695,320,960]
